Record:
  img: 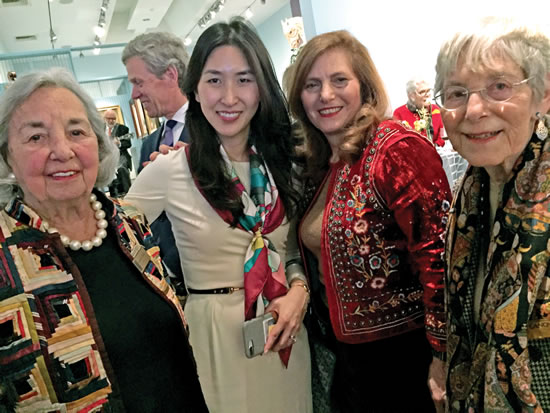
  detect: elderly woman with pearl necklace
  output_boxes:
[0,68,207,411]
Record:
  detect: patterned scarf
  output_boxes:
[186,144,291,365]
[445,133,550,411]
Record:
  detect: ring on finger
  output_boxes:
[289,335,297,343]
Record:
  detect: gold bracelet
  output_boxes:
[290,281,310,294]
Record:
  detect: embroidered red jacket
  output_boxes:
[393,103,445,147]
[299,120,450,352]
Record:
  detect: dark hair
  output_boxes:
[183,17,298,222]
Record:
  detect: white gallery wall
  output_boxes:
[302,0,550,112]
[257,3,294,83]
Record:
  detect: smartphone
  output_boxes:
[242,312,276,358]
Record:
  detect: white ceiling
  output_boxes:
[0,0,290,55]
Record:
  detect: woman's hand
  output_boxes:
[263,282,309,353]
[142,142,188,168]
[428,356,446,413]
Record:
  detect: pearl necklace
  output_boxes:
[44,193,108,251]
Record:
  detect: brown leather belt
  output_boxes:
[187,287,243,294]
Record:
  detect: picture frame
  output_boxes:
[129,99,160,138]
[97,105,124,124]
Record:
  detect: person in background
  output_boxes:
[0,68,206,412]
[393,77,446,146]
[287,30,450,413]
[103,109,132,198]
[122,32,190,172]
[122,31,189,289]
[125,18,312,413]
[435,17,550,412]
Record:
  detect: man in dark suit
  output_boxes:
[137,120,189,172]
[122,32,190,289]
[122,32,190,172]
[104,109,132,197]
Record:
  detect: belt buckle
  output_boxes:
[229,287,241,294]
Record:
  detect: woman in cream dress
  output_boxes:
[126,18,312,413]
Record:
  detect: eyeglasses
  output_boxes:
[416,88,432,97]
[434,77,532,110]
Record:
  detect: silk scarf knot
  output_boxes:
[219,144,292,366]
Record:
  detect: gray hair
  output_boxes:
[0,67,118,206]
[122,32,189,91]
[406,77,430,95]
[435,17,550,102]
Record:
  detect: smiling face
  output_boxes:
[195,45,260,145]
[441,56,550,178]
[7,87,99,212]
[126,56,178,118]
[300,48,362,146]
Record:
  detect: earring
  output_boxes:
[536,112,549,140]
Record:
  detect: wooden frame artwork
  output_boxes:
[130,102,143,138]
[129,98,160,138]
[144,110,161,134]
[97,105,124,124]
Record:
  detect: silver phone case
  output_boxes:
[242,313,275,358]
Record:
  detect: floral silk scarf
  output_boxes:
[186,144,291,366]
[446,133,550,412]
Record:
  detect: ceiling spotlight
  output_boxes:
[244,8,253,19]
[183,37,192,46]
[50,28,57,42]
[199,19,206,28]
[93,47,101,55]
[94,25,105,37]
[93,35,101,46]
[209,10,216,18]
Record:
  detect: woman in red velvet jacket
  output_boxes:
[287,30,450,413]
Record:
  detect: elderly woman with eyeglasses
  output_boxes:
[435,19,550,412]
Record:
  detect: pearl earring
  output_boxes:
[536,112,548,140]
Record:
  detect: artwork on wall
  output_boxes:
[129,98,160,138]
[281,16,306,63]
[97,105,124,124]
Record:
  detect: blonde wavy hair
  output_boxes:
[288,30,390,183]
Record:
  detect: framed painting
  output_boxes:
[129,99,160,138]
[97,105,124,124]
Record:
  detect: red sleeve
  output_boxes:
[392,105,406,121]
[431,107,446,147]
[376,133,450,353]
